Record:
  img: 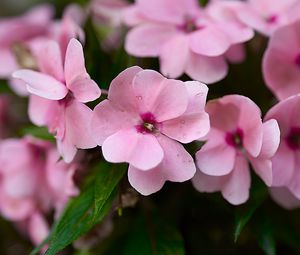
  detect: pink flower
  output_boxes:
[237,0,300,36]
[124,0,253,84]
[270,187,300,210]
[13,39,101,163]
[265,94,300,200]
[0,137,80,246]
[263,20,300,100]
[0,4,54,79]
[193,95,280,205]
[90,0,129,51]
[91,66,210,195]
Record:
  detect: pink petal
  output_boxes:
[287,152,300,199]
[250,158,272,186]
[221,155,250,205]
[259,119,280,158]
[132,70,189,121]
[186,52,228,84]
[28,95,57,126]
[91,100,135,145]
[136,0,199,24]
[270,187,300,210]
[190,26,231,57]
[272,142,295,186]
[125,24,177,57]
[108,66,142,112]
[8,78,29,97]
[65,100,98,149]
[0,49,18,78]
[225,44,246,64]
[159,34,189,78]
[162,81,210,143]
[13,70,68,100]
[28,213,49,246]
[65,39,101,102]
[192,169,228,193]
[35,40,64,81]
[196,141,236,176]
[57,136,77,164]
[102,129,164,170]
[128,135,196,195]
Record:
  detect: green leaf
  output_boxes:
[124,213,185,255]
[234,178,267,242]
[19,125,55,142]
[39,162,126,255]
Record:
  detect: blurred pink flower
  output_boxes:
[124,0,253,84]
[237,0,300,36]
[90,0,129,51]
[263,20,300,100]
[13,39,100,163]
[0,137,80,246]
[91,66,210,195]
[193,95,280,205]
[270,187,300,210]
[265,94,300,200]
[0,4,54,79]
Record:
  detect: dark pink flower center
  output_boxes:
[294,54,300,67]
[136,112,158,134]
[286,127,300,150]
[179,16,200,33]
[266,15,278,24]
[58,92,73,106]
[225,128,244,149]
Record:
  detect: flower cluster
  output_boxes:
[1,0,300,250]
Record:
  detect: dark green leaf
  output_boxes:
[124,213,185,255]
[38,162,126,255]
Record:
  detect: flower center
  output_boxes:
[58,92,73,106]
[294,54,300,67]
[136,112,158,134]
[225,128,244,149]
[286,127,300,150]
[179,16,199,33]
[266,15,278,24]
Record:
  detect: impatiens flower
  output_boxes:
[0,4,53,79]
[263,20,300,100]
[91,66,210,195]
[237,0,300,36]
[265,94,300,200]
[0,137,80,246]
[124,0,254,84]
[13,38,101,162]
[192,95,280,205]
[90,0,129,51]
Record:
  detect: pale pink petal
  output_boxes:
[159,34,189,78]
[192,169,228,193]
[65,100,97,149]
[0,49,18,78]
[133,70,188,121]
[196,142,236,176]
[91,100,135,145]
[28,95,57,126]
[272,142,295,186]
[8,78,29,96]
[108,66,142,112]
[102,129,164,170]
[35,40,64,81]
[259,119,280,158]
[28,213,50,246]
[270,187,300,210]
[128,136,196,195]
[190,26,231,57]
[13,70,68,100]
[250,158,272,186]
[287,152,300,199]
[65,39,101,102]
[125,24,177,57]
[186,52,228,84]
[225,44,246,64]
[222,155,250,205]
[57,137,77,164]
[162,81,210,143]
[136,0,199,24]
